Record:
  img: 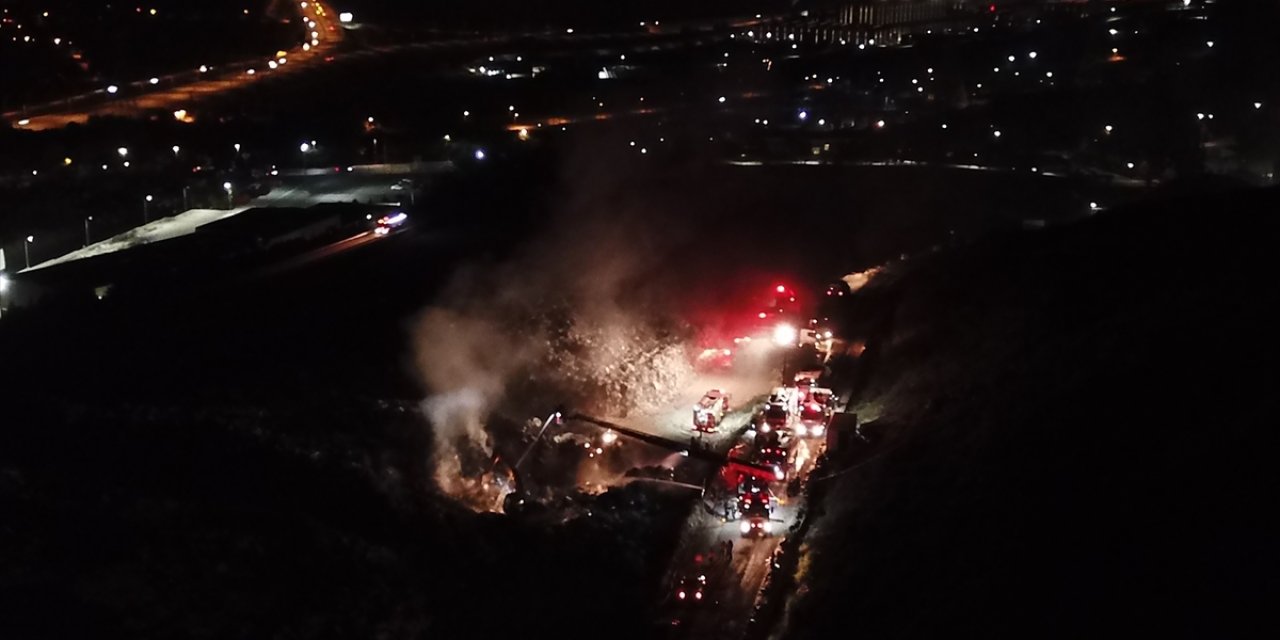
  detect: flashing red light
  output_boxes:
[775,284,786,293]
[989,3,996,12]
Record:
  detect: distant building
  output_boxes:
[827,1,964,27]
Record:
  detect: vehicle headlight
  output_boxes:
[812,425,825,437]
[763,521,774,533]
[739,521,751,534]
[795,424,808,437]
[678,591,686,600]
[694,591,703,600]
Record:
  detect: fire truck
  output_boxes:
[693,390,731,432]
[738,476,776,537]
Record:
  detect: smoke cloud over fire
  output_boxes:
[411,143,704,511]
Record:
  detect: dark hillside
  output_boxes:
[786,187,1280,639]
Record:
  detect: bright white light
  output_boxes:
[145,194,153,202]
[199,65,208,73]
[718,96,726,103]
[116,147,129,158]
[1206,40,1214,48]
[876,119,885,128]
[1126,162,1135,169]
[1196,113,1205,120]
[149,77,159,85]
[106,85,119,94]
[172,145,180,155]
[798,110,808,121]
[1254,102,1263,110]
[740,521,751,534]
[993,130,1002,138]
[474,149,486,161]
[300,142,311,153]
[1028,51,1038,59]
[1105,125,1114,133]
[773,323,798,347]
[339,12,353,23]
[601,430,618,445]
[0,275,9,293]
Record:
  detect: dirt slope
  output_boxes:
[784,186,1280,639]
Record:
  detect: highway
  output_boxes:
[5,1,345,131]
[5,8,770,132]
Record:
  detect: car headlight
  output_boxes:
[678,591,686,600]
[739,521,751,534]
[812,425,825,437]
[795,424,808,437]
[763,521,774,533]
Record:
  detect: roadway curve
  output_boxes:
[5,1,345,131]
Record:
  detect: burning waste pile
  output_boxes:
[412,277,697,513]
[414,306,695,512]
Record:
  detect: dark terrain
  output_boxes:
[785,184,1280,638]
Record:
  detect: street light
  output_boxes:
[85,216,94,246]
[144,194,154,223]
[23,235,34,269]
[117,147,129,158]
[223,182,234,209]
